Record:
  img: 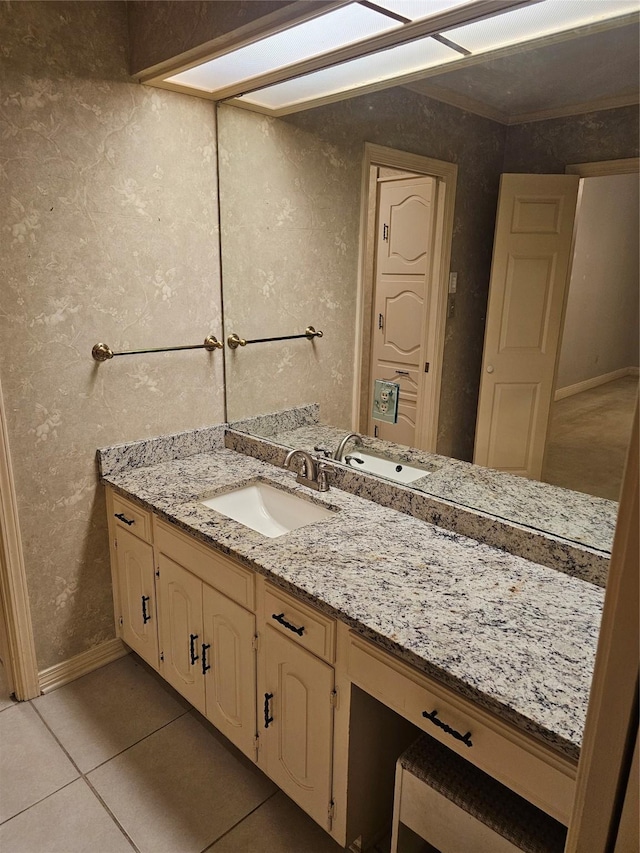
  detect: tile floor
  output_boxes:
[0,655,348,852]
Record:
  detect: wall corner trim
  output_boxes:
[38,638,129,695]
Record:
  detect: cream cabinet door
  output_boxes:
[157,554,205,714]
[261,626,334,829]
[202,584,256,759]
[115,526,158,670]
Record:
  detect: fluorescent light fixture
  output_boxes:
[445,0,640,55]
[372,0,486,22]
[237,36,459,110]
[165,3,402,93]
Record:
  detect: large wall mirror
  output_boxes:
[217,16,639,555]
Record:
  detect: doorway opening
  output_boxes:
[542,169,639,500]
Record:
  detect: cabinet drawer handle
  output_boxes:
[141,595,151,624]
[422,709,473,748]
[115,512,135,526]
[189,634,199,665]
[202,643,211,675]
[264,692,274,729]
[272,613,305,636]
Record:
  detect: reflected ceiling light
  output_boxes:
[236,35,460,110]
[371,0,486,22]
[165,3,402,93]
[444,0,640,55]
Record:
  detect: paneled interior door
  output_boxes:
[474,173,580,478]
[368,175,437,447]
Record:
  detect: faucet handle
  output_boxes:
[313,445,332,458]
[316,461,330,492]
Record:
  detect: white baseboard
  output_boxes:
[38,637,129,694]
[555,367,639,401]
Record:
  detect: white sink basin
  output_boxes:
[344,451,430,484]
[201,481,336,538]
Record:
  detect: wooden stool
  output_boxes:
[391,734,567,853]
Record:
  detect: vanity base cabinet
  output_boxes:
[113,524,159,671]
[157,554,206,714]
[202,583,257,759]
[156,552,258,760]
[260,625,335,832]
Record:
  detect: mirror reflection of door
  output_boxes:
[475,168,639,498]
[367,173,438,447]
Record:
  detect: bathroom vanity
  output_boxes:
[100,427,604,849]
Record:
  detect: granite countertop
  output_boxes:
[100,436,604,764]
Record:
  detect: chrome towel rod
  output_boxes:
[227,326,323,349]
[91,335,223,362]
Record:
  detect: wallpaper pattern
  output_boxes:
[0,2,224,670]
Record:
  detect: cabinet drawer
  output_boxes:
[265,584,335,663]
[155,519,255,611]
[347,632,576,825]
[112,493,152,543]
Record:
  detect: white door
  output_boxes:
[368,176,437,448]
[474,174,580,478]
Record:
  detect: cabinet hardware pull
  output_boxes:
[141,595,151,624]
[115,512,135,526]
[189,633,199,665]
[201,643,211,675]
[272,613,305,636]
[264,692,274,729]
[422,709,473,747]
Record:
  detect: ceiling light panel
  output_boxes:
[444,0,640,55]
[237,35,460,110]
[370,0,485,22]
[165,4,403,93]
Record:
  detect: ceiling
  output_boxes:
[405,19,640,123]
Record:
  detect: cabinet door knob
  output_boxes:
[264,692,274,728]
[486,365,495,374]
[141,595,151,624]
[201,643,211,675]
[189,634,199,665]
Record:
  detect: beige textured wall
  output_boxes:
[0,2,224,670]
[218,89,507,459]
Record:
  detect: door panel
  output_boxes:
[116,527,158,669]
[263,627,334,828]
[202,585,256,758]
[369,176,437,447]
[474,174,580,478]
[157,555,205,712]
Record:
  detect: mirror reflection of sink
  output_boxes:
[200,481,336,538]
[344,451,430,484]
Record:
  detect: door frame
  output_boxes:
[0,376,39,699]
[353,143,457,450]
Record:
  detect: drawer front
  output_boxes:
[265,584,335,663]
[348,633,576,825]
[155,519,255,611]
[112,493,152,543]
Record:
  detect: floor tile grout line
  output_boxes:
[31,695,190,775]
[199,789,281,852]
[82,775,142,853]
[0,777,80,827]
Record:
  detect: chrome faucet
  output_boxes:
[283,449,329,492]
[334,432,363,461]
